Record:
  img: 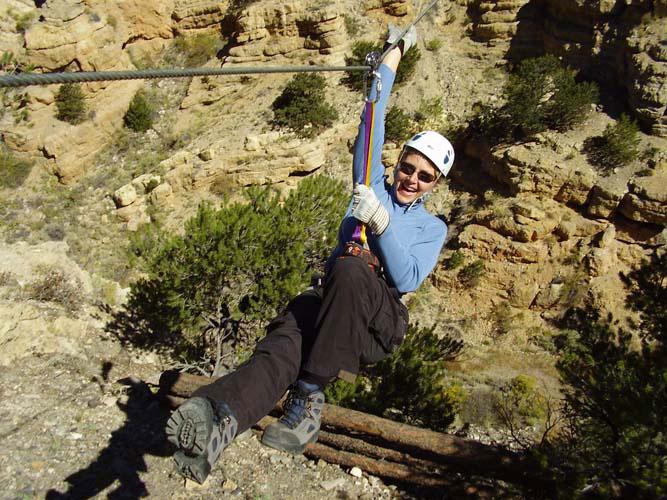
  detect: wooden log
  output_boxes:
[255,416,496,496]
[255,416,444,474]
[159,371,542,486]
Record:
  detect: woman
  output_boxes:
[165,25,454,484]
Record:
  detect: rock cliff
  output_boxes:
[469,0,667,137]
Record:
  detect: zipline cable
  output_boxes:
[0,65,371,88]
[0,0,439,88]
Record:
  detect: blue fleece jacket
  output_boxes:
[326,64,447,294]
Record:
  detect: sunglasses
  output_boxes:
[397,162,437,184]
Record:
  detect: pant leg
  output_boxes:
[301,256,409,381]
[192,289,321,433]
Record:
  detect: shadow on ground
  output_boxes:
[46,363,173,499]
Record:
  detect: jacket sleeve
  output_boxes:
[375,217,447,294]
[352,64,396,188]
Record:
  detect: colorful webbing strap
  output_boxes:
[352,99,376,246]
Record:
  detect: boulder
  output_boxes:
[509,274,541,308]
[148,182,174,205]
[619,172,667,225]
[533,280,564,309]
[457,224,546,263]
[113,183,138,208]
[131,173,162,193]
[587,184,625,218]
[585,246,618,278]
[162,151,197,192]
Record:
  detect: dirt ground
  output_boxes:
[0,329,405,500]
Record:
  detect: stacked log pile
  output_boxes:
[159,371,549,493]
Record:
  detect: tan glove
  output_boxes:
[351,184,390,236]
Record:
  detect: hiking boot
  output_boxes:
[165,396,238,483]
[261,380,324,454]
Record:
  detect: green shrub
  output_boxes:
[532,253,667,499]
[445,250,465,270]
[0,147,33,188]
[458,260,485,288]
[425,38,443,51]
[343,14,361,37]
[272,73,338,138]
[15,12,35,32]
[490,301,515,336]
[584,114,640,172]
[25,265,84,313]
[171,33,220,66]
[495,374,546,429]
[1,53,35,125]
[55,83,87,124]
[414,96,446,132]
[473,55,598,142]
[117,175,347,362]
[384,106,413,143]
[123,91,154,132]
[344,41,421,91]
[325,325,465,431]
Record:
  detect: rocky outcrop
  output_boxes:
[457,224,548,263]
[469,0,533,43]
[466,138,667,234]
[172,0,228,32]
[465,138,596,203]
[146,126,338,198]
[224,1,347,64]
[24,0,124,72]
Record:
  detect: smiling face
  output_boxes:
[393,149,439,205]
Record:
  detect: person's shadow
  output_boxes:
[46,362,173,499]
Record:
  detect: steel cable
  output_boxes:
[0,1,438,88]
[0,65,371,88]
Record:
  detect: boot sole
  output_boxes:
[165,397,215,483]
[173,450,211,484]
[261,428,319,454]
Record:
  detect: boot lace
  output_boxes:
[280,387,315,429]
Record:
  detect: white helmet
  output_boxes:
[403,131,455,177]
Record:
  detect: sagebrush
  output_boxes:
[25,266,84,313]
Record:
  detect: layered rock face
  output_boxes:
[224,1,347,64]
[469,0,534,43]
[469,0,667,137]
[626,16,667,136]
